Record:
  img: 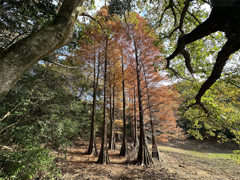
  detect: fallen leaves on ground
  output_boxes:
[55,138,240,180]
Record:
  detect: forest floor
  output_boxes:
[55,138,240,180]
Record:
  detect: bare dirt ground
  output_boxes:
[56,138,240,180]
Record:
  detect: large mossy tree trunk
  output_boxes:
[120,51,128,156]
[97,36,110,164]
[87,46,100,155]
[0,0,84,101]
[133,37,153,165]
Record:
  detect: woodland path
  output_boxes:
[55,138,240,180]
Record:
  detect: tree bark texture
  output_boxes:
[97,36,110,164]
[134,37,153,165]
[143,71,161,161]
[130,95,134,143]
[116,108,122,142]
[133,85,139,147]
[109,72,116,150]
[87,46,99,155]
[120,51,128,156]
[0,0,84,101]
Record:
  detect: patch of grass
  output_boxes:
[158,145,234,160]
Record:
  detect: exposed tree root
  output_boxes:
[137,144,154,166]
[97,145,110,164]
[87,138,98,156]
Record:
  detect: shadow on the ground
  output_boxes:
[57,138,240,180]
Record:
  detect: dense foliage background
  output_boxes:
[0,63,103,178]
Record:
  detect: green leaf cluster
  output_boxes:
[177,80,240,146]
[0,147,60,180]
[0,62,102,178]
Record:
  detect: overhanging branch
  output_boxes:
[0,0,85,101]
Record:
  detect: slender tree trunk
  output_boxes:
[133,85,139,147]
[0,0,84,101]
[116,108,122,142]
[87,46,99,155]
[97,36,110,164]
[120,51,128,156]
[109,75,112,142]
[134,36,153,165]
[109,72,116,150]
[143,71,161,161]
[149,117,160,159]
[130,94,134,143]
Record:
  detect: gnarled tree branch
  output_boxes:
[166,0,240,113]
[181,48,194,74]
